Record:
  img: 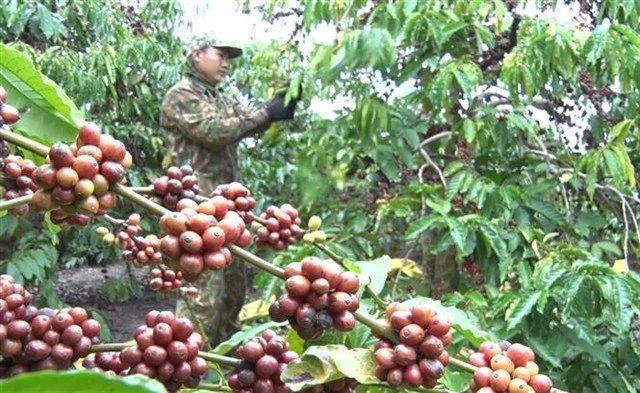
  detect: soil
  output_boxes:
[53,263,178,342]
[51,261,262,342]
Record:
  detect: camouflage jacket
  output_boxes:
[160,74,271,195]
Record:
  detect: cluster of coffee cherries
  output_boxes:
[373,302,452,389]
[254,204,303,251]
[462,258,485,285]
[212,182,256,224]
[96,214,199,295]
[86,310,208,392]
[299,378,358,393]
[150,165,201,210]
[1,155,38,216]
[468,341,552,393]
[101,213,163,267]
[0,274,102,378]
[159,198,251,282]
[148,266,199,297]
[82,351,127,376]
[269,257,360,339]
[0,86,20,126]
[28,122,132,226]
[228,329,299,393]
[301,216,327,245]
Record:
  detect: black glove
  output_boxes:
[265,94,297,121]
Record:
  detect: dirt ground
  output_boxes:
[54,263,178,342]
[52,261,261,342]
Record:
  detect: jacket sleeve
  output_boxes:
[161,87,271,152]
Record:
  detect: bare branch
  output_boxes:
[419,146,447,187]
[416,131,452,189]
[419,131,452,149]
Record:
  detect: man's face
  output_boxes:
[192,46,229,85]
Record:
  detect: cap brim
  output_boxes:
[214,45,243,59]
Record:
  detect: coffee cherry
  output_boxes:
[0,104,21,124]
[229,333,299,393]
[255,203,302,250]
[470,341,554,393]
[107,310,207,391]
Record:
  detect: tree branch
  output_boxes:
[525,148,640,252]
[417,131,452,188]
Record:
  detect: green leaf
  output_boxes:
[35,3,67,40]
[0,44,83,143]
[43,211,61,245]
[426,197,452,215]
[523,332,563,368]
[593,241,622,256]
[345,321,377,349]
[352,255,392,295]
[405,215,442,240]
[559,173,573,183]
[402,0,418,15]
[506,291,542,331]
[442,370,472,393]
[462,118,476,143]
[443,161,466,177]
[445,217,467,253]
[213,320,286,355]
[585,24,609,63]
[611,144,636,187]
[89,308,113,343]
[402,297,494,346]
[445,171,468,200]
[603,148,625,187]
[611,118,633,141]
[453,61,483,99]
[0,371,167,393]
[585,152,601,199]
[0,215,19,237]
[613,277,634,330]
[281,345,378,391]
[478,222,512,280]
[526,198,564,224]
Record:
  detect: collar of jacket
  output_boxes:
[185,61,222,97]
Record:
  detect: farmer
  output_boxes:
[160,36,300,345]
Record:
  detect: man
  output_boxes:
[160,37,299,345]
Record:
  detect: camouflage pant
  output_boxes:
[176,248,247,346]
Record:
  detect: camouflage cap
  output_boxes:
[186,36,243,59]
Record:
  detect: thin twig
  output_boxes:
[419,131,452,149]
[419,146,447,187]
[526,150,640,206]
[620,193,629,262]
[0,194,34,211]
[417,131,452,188]
[608,187,640,258]
[102,213,125,228]
[126,185,154,194]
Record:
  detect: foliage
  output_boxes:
[0,0,186,299]
[231,0,640,391]
[0,370,168,393]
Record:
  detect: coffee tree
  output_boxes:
[230,1,640,391]
[0,45,573,393]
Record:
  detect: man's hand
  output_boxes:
[265,94,298,121]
